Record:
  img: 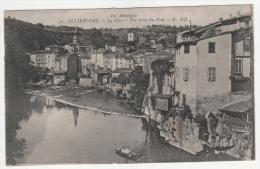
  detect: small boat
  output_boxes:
[115,147,138,159]
[215,145,235,151]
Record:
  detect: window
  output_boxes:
[168,77,171,86]
[235,59,242,73]
[243,39,250,52]
[184,44,190,54]
[208,42,216,53]
[182,94,186,105]
[175,67,180,78]
[176,47,180,55]
[183,68,189,81]
[245,21,249,28]
[208,67,216,81]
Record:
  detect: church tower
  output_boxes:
[72,27,77,45]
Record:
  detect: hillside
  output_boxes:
[5,17,200,53]
[5,18,106,52]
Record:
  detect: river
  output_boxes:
[5,93,237,165]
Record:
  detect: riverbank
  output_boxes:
[25,85,146,119]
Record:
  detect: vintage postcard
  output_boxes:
[3,4,255,167]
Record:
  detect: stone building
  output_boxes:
[30,51,56,70]
[67,53,80,81]
[175,14,253,115]
[104,52,134,71]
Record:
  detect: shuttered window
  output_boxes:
[184,44,190,54]
[243,39,250,52]
[208,67,216,81]
[183,68,189,81]
[208,42,216,53]
[175,67,180,79]
[235,59,242,73]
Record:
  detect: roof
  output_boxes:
[54,71,66,75]
[144,51,175,62]
[176,14,251,45]
[60,53,70,58]
[78,53,91,59]
[31,50,56,55]
[112,68,133,73]
[219,99,253,114]
[90,48,105,54]
[105,52,133,59]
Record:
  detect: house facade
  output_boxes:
[30,51,56,70]
[54,54,69,73]
[104,53,134,71]
[90,49,105,69]
[175,14,252,115]
[128,32,135,42]
[67,53,80,81]
[231,29,253,92]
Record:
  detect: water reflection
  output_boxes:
[6,94,45,165]
[73,107,79,127]
[46,97,56,107]
[6,94,237,165]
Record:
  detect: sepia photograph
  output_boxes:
[3,3,255,166]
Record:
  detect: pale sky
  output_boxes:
[5,5,252,29]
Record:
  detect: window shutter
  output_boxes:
[207,68,210,81]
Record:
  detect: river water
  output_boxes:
[6,93,237,165]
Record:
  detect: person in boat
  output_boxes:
[122,148,131,154]
[116,147,136,157]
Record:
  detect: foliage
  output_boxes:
[129,66,150,109]
[5,25,30,96]
[6,95,46,165]
[5,17,201,52]
[5,18,107,51]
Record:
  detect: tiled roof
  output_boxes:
[219,99,253,113]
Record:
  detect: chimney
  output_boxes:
[219,17,223,21]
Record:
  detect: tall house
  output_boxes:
[175,14,253,115]
[54,54,69,73]
[90,48,105,69]
[104,53,134,71]
[30,51,56,70]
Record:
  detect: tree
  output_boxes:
[129,66,150,110]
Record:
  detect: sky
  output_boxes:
[4,4,252,29]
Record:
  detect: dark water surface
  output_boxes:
[6,93,237,165]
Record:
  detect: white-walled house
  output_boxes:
[176,33,232,114]
[30,51,56,70]
[54,54,69,73]
[90,49,105,68]
[175,14,252,115]
[128,32,135,42]
[104,53,134,71]
[80,57,92,75]
[46,53,56,70]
